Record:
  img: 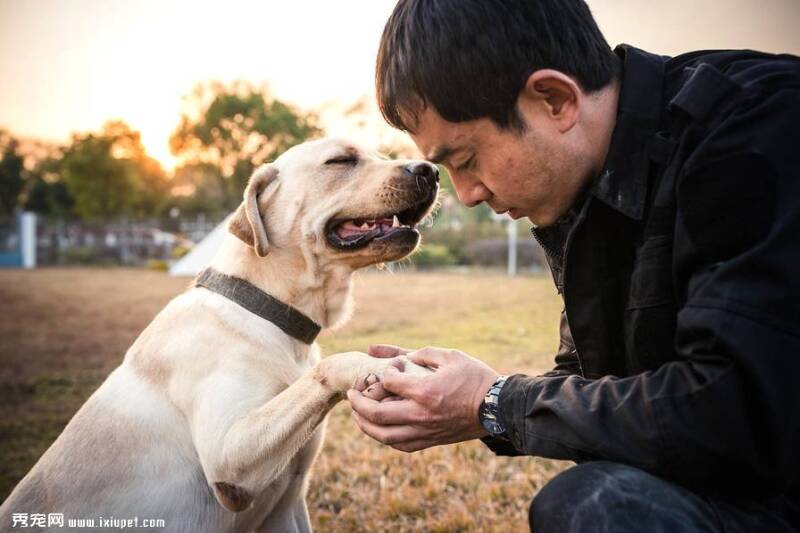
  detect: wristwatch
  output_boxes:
[479,375,509,439]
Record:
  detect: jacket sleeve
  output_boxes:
[492,89,800,494]
[481,307,581,456]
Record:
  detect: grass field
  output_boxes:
[0,268,569,531]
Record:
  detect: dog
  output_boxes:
[0,138,439,532]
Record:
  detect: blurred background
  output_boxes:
[1,1,799,530]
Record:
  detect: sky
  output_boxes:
[1,0,799,170]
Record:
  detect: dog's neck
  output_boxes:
[209,235,354,331]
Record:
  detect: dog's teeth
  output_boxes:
[392,215,400,228]
[360,222,370,230]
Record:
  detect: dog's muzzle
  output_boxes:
[325,163,439,251]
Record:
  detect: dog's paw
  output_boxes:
[317,351,431,392]
[361,371,381,389]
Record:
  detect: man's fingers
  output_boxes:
[380,367,430,400]
[362,382,393,401]
[353,372,380,392]
[392,439,436,453]
[368,344,413,358]
[381,394,403,402]
[351,411,426,447]
[347,388,427,425]
[406,346,454,369]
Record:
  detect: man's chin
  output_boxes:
[508,208,524,220]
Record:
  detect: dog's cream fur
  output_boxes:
[0,138,436,532]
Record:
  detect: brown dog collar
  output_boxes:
[194,268,321,344]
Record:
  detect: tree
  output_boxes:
[62,133,136,219]
[0,131,25,217]
[100,120,169,217]
[61,121,168,219]
[24,156,74,217]
[171,162,229,217]
[170,81,321,210]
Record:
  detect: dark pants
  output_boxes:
[529,462,798,532]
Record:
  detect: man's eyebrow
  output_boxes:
[427,145,456,165]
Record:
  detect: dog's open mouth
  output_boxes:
[326,196,434,250]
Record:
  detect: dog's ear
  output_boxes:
[228,164,278,257]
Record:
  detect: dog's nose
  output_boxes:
[404,162,439,183]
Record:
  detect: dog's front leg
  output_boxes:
[253,422,321,533]
[194,351,420,514]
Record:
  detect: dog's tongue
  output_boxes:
[335,217,398,240]
[336,220,375,239]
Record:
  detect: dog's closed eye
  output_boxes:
[324,155,359,166]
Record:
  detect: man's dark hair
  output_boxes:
[376,0,620,132]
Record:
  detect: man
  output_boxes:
[346,0,800,531]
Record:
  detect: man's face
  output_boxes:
[410,107,590,227]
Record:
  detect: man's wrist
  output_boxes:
[478,375,509,439]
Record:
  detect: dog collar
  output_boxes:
[195,268,321,345]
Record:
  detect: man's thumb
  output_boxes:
[381,366,426,399]
[368,344,413,358]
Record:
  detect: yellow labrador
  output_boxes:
[0,138,438,532]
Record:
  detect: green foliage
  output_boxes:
[62,134,136,219]
[411,243,458,268]
[22,176,50,213]
[0,132,25,216]
[130,153,169,217]
[61,121,167,219]
[170,245,192,259]
[3,81,320,222]
[63,246,98,265]
[424,198,508,264]
[171,162,229,217]
[146,259,169,271]
[170,81,321,210]
[24,157,75,217]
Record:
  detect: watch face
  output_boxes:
[480,402,505,436]
[481,417,505,436]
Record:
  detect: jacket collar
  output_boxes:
[590,45,668,220]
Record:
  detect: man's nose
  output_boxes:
[452,174,491,207]
[403,161,440,186]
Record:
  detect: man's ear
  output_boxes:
[228,164,279,257]
[519,69,581,133]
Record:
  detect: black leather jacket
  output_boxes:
[483,46,800,510]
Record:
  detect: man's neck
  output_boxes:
[585,79,622,178]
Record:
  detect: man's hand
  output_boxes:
[346,344,500,452]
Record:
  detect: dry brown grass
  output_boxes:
[0,267,569,530]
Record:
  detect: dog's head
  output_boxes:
[228,137,439,269]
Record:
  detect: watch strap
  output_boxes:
[480,375,509,438]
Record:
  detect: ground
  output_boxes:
[0,268,569,531]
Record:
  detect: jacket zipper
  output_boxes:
[530,227,564,262]
[556,197,594,378]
